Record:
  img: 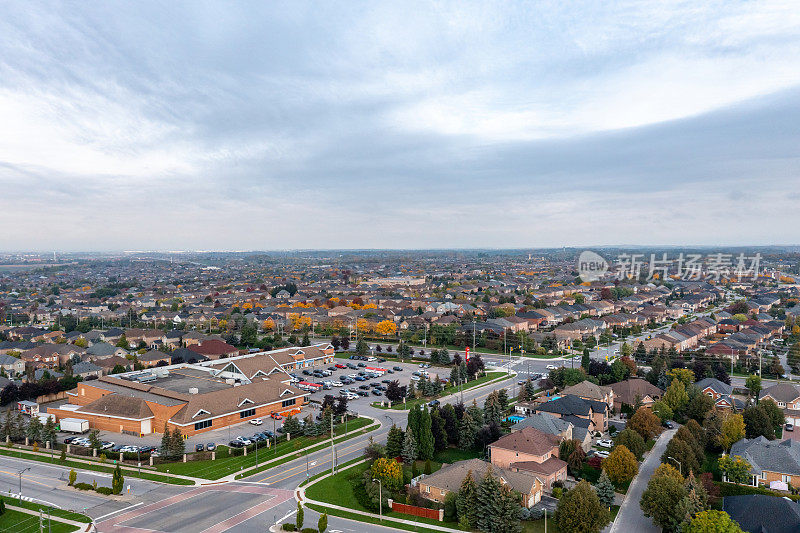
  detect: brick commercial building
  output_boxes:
[47,344,334,436]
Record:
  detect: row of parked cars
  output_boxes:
[63,436,162,455]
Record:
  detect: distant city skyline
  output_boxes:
[1,1,799,251]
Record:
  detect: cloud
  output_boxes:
[0,1,798,250]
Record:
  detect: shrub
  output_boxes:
[301,529,318,533]
[60,450,66,462]
[99,453,106,463]
[282,524,296,532]
[552,487,563,499]
[529,507,544,520]
[68,469,76,486]
[32,442,39,453]
[518,507,531,520]
[96,487,113,495]
[0,497,5,516]
[73,482,93,490]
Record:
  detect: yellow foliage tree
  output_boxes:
[356,318,371,333]
[262,319,275,331]
[602,445,639,484]
[374,320,398,336]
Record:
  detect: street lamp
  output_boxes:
[667,456,682,476]
[17,467,31,504]
[372,478,382,520]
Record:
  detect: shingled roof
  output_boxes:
[490,427,561,456]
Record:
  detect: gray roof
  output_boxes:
[535,394,607,417]
[760,383,800,403]
[730,437,800,476]
[695,377,733,396]
[0,353,24,366]
[420,458,540,496]
[72,361,102,374]
[87,342,122,357]
[513,412,572,436]
[723,494,800,533]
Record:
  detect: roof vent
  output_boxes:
[189,387,199,395]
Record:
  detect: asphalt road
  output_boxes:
[610,426,677,533]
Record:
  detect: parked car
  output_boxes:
[786,423,794,432]
[335,364,346,369]
[271,413,283,420]
[595,450,610,459]
[332,381,343,387]
[546,364,558,370]
[235,436,252,446]
[664,421,674,429]
[356,390,369,397]
[250,418,263,426]
[410,375,421,381]
[229,440,245,448]
[195,443,205,452]
[100,441,115,450]
[429,400,441,407]
[372,389,382,396]
[357,362,366,367]
[354,376,365,381]
[393,366,403,371]
[206,443,216,451]
[596,439,613,448]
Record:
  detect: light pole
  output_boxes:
[667,456,681,476]
[18,467,31,504]
[372,478,382,520]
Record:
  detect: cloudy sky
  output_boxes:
[1,1,799,251]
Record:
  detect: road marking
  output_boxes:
[94,502,144,521]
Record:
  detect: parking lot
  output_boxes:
[44,357,427,453]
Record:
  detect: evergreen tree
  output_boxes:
[407,405,422,445]
[458,411,476,449]
[386,425,404,458]
[496,389,509,413]
[449,366,460,385]
[161,425,172,456]
[296,502,304,530]
[672,488,706,532]
[476,467,503,533]
[418,406,434,460]
[582,348,591,370]
[440,403,458,444]
[170,427,185,458]
[595,471,615,509]
[467,399,484,427]
[483,391,503,425]
[402,428,418,463]
[456,470,479,529]
[430,408,448,452]
[2,409,15,440]
[42,417,57,446]
[318,512,327,533]
[496,484,522,533]
[26,415,42,443]
[301,332,310,346]
[111,464,124,495]
[282,414,303,437]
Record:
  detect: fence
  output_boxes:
[389,501,443,521]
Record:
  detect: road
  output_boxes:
[610,427,677,533]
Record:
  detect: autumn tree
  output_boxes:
[556,480,610,533]
[684,510,744,533]
[603,445,638,484]
[628,406,661,441]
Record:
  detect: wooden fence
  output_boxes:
[389,501,443,521]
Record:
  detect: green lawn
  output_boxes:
[372,372,507,410]
[433,447,483,464]
[0,446,193,485]
[521,505,619,533]
[305,503,461,533]
[156,417,373,479]
[5,500,91,523]
[0,508,79,533]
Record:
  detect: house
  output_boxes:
[0,353,26,377]
[137,350,173,367]
[695,377,744,410]
[418,459,543,508]
[729,437,800,487]
[723,494,800,533]
[512,412,592,451]
[609,378,663,412]
[488,427,568,489]
[189,340,239,360]
[560,381,615,410]
[533,394,609,433]
[86,342,128,359]
[71,361,103,379]
[759,383,800,426]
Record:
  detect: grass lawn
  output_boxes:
[155,417,373,479]
[433,447,483,464]
[521,505,619,533]
[0,508,79,533]
[305,503,462,533]
[0,446,193,485]
[579,464,601,483]
[6,500,92,523]
[372,371,507,410]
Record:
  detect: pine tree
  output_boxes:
[525,379,536,399]
[402,429,418,463]
[161,424,172,456]
[418,406,434,460]
[111,464,124,495]
[170,427,185,458]
[456,470,479,529]
[483,391,502,425]
[458,411,476,449]
[26,415,42,443]
[582,348,591,370]
[672,488,706,532]
[467,399,484,427]
[407,405,422,444]
[42,418,57,446]
[430,408,448,452]
[594,471,615,509]
[496,389,509,413]
[476,467,503,533]
[496,484,522,533]
[386,425,404,458]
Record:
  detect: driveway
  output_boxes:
[609,427,677,533]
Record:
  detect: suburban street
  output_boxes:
[610,427,677,533]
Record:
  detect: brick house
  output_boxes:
[489,427,568,490]
[730,437,800,487]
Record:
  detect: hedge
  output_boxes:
[716,481,800,501]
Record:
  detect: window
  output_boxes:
[783,474,791,483]
[282,398,295,408]
[194,419,212,431]
[240,408,256,418]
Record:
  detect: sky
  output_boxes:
[1,1,799,251]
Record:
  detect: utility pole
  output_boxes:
[330,411,335,474]
[18,467,30,504]
[472,318,476,353]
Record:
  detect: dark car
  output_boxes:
[195,443,205,452]
[63,436,76,444]
[386,369,394,374]
[357,390,370,397]
[346,363,357,369]
[228,440,245,448]
[359,384,370,390]
[354,376,365,381]
[393,366,403,371]
[381,379,390,384]
[263,430,276,439]
[372,389,383,396]
[328,366,337,371]
[357,362,366,367]
[349,355,357,359]
[111,444,126,452]
[429,400,441,407]
[664,421,674,429]
[302,370,311,376]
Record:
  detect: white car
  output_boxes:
[236,436,252,445]
[346,393,359,400]
[249,418,263,426]
[595,450,610,459]
[597,439,614,448]
[410,375,421,381]
[546,364,558,370]
[332,381,343,387]
[348,373,358,379]
[367,356,377,362]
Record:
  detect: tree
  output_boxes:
[458,411,477,449]
[386,425,404,458]
[370,457,403,492]
[718,455,751,485]
[640,474,687,530]
[685,391,714,423]
[402,429,417,464]
[614,429,646,459]
[430,408,448,452]
[283,414,302,437]
[629,406,661,440]
[684,510,744,533]
[662,438,700,477]
[111,464,124,494]
[719,413,745,452]
[418,406,434,460]
[603,445,638,484]
[667,368,695,387]
[743,405,774,439]
[476,467,520,533]
[582,349,591,371]
[594,471,615,509]
[356,338,369,356]
[440,403,458,444]
[456,470,479,529]
[385,380,405,404]
[42,417,57,446]
[296,502,304,530]
[673,488,708,531]
[555,480,610,533]
[68,469,76,486]
[745,375,762,403]
[88,429,101,449]
[664,379,689,414]
[759,398,785,429]
[318,512,328,533]
[26,415,42,443]
[483,391,503,426]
